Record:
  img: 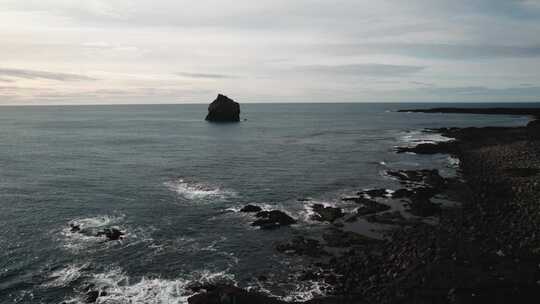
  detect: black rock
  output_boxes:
[188,285,286,304]
[96,228,124,241]
[322,228,378,247]
[311,204,344,222]
[205,94,240,122]
[386,169,445,188]
[358,188,388,198]
[85,290,101,303]
[367,211,417,225]
[355,199,391,216]
[252,210,296,229]
[396,142,455,155]
[70,223,81,233]
[276,236,328,257]
[240,205,262,213]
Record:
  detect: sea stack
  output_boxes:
[205,94,240,122]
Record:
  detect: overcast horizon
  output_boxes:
[2,0,540,105]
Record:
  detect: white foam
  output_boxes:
[42,263,89,288]
[400,130,454,146]
[280,280,331,302]
[165,179,236,200]
[59,215,127,252]
[67,268,236,304]
[447,156,461,167]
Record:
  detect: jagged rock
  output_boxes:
[240,205,262,213]
[386,169,445,188]
[357,188,389,198]
[96,228,124,241]
[70,223,81,233]
[205,94,240,122]
[252,210,296,229]
[311,204,344,222]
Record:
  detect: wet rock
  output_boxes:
[367,211,417,225]
[311,204,344,222]
[396,142,455,155]
[240,205,262,213]
[358,188,388,198]
[188,285,286,304]
[323,228,378,247]
[386,169,445,188]
[276,236,328,257]
[355,198,391,216]
[85,289,106,303]
[252,210,296,229]
[205,94,240,122]
[70,223,81,233]
[96,228,124,241]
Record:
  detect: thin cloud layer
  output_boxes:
[0,68,96,82]
[0,0,539,103]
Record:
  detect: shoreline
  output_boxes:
[188,108,540,304]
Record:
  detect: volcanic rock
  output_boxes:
[205,94,240,122]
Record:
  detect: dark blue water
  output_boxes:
[0,103,535,303]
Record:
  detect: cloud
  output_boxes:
[0,68,97,81]
[321,43,540,60]
[177,72,237,79]
[295,64,425,77]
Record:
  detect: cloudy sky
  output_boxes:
[1,0,540,104]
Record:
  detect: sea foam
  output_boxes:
[165,179,236,201]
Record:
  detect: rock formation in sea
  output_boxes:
[205,94,240,122]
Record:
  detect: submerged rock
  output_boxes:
[251,210,296,229]
[205,94,240,122]
[240,204,262,213]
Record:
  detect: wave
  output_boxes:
[165,179,236,201]
[399,130,454,145]
[58,215,155,253]
[66,268,235,304]
[280,280,331,302]
[41,263,90,288]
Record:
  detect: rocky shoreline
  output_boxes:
[189,107,540,304]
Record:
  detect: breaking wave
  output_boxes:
[65,268,235,304]
[165,179,236,201]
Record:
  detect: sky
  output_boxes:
[1,0,540,104]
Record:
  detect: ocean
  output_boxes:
[0,103,533,303]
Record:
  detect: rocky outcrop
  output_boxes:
[251,210,296,229]
[311,204,344,222]
[240,205,262,213]
[205,94,240,122]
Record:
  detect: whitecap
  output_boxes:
[399,130,454,146]
[67,268,235,304]
[59,215,126,252]
[165,179,236,201]
[280,280,331,302]
[42,263,90,288]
